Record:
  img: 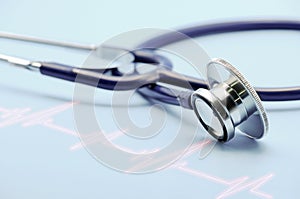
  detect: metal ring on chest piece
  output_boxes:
[191,58,269,142]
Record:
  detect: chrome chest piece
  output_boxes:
[191,59,269,142]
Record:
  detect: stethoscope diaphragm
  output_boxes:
[191,59,269,142]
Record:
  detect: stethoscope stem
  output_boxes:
[0,53,41,71]
[0,31,97,51]
[1,27,300,103]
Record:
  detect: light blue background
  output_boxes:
[1,0,300,198]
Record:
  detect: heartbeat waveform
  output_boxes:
[69,130,125,151]
[0,103,274,198]
[0,102,78,137]
[175,162,273,199]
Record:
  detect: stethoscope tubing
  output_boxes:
[1,19,300,107]
[136,19,300,104]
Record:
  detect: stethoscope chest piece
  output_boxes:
[191,58,269,142]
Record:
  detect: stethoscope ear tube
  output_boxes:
[137,19,300,103]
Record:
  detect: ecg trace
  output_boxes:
[0,102,78,136]
[0,102,274,198]
[174,162,273,199]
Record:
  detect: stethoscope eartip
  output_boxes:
[191,59,269,142]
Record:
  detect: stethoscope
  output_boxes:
[1,19,300,142]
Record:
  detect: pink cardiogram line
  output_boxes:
[70,131,211,155]
[183,139,212,158]
[69,128,208,173]
[42,119,78,137]
[126,140,211,173]
[121,140,274,198]
[69,130,125,151]
[175,163,274,199]
[0,102,78,137]
[70,132,273,199]
[0,102,127,144]
[0,102,128,149]
[0,103,274,198]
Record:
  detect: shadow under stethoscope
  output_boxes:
[192,131,266,160]
[214,133,264,151]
